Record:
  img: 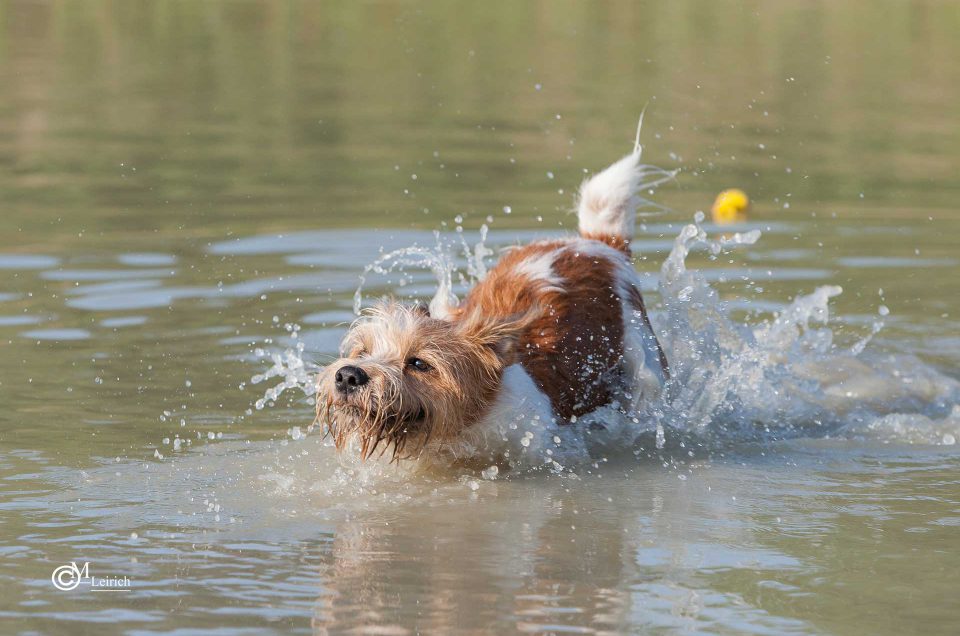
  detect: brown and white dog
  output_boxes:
[317,145,669,463]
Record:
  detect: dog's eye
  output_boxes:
[406,357,432,372]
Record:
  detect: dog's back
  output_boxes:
[455,149,668,422]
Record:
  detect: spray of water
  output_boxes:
[250,339,312,412]
[250,213,960,470]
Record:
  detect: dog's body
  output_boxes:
[318,146,669,461]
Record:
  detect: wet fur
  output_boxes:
[317,303,528,459]
[317,145,668,461]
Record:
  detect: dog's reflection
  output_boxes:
[307,473,705,635]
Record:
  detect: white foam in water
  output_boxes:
[251,213,960,473]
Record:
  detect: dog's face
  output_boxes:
[317,302,519,460]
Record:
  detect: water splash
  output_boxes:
[655,212,842,434]
[351,224,497,319]
[651,214,958,444]
[250,326,316,411]
[251,214,960,465]
[353,231,463,319]
[461,223,493,282]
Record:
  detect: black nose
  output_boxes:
[335,365,369,393]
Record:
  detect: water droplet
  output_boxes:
[481,466,499,480]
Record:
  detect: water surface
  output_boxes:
[1,2,959,635]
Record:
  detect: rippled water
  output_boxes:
[1,2,959,635]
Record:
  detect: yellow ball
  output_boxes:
[711,188,750,224]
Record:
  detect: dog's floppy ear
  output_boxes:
[457,307,538,366]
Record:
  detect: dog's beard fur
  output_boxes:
[316,302,523,461]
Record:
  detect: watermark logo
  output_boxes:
[51,562,131,592]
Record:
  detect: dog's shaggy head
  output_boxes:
[316,302,523,460]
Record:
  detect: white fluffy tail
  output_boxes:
[576,150,644,251]
[576,117,674,252]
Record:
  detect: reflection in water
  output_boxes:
[1,424,958,634]
[312,479,640,634]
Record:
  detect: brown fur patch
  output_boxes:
[455,240,626,421]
